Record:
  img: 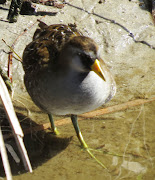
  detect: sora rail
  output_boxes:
[22,20,116,168]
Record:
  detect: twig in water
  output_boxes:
[4,97,154,138]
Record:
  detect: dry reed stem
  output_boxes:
[0,127,12,180]
[0,75,32,172]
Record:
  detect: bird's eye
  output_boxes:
[78,53,94,65]
[78,52,95,70]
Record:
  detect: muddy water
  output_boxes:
[0,0,155,179]
[1,93,155,180]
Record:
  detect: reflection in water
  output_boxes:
[121,160,147,173]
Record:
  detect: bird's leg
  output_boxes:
[71,114,88,148]
[48,114,59,135]
[71,114,107,169]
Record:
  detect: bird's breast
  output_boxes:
[25,69,116,115]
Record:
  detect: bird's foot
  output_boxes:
[78,139,107,169]
[84,147,107,169]
[53,127,60,135]
[88,147,123,157]
[48,114,60,135]
[81,146,123,169]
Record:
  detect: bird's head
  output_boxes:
[59,36,106,81]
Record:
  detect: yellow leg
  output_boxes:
[71,114,107,169]
[48,114,59,135]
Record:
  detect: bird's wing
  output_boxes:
[22,22,81,74]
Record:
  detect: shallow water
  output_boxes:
[0,0,155,179]
[1,94,155,180]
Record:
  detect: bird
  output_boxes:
[22,20,116,168]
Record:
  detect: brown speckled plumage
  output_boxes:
[22,21,116,167]
[23,21,81,74]
[22,20,116,115]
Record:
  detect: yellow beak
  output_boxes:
[91,59,106,81]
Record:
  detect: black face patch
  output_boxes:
[65,36,99,71]
[78,52,95,71]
